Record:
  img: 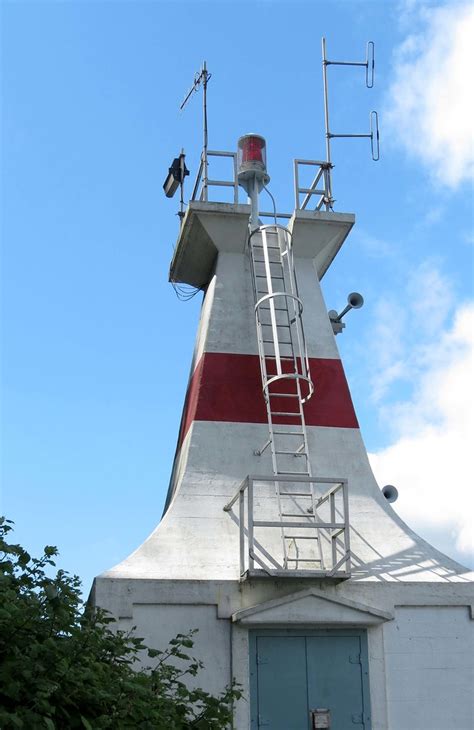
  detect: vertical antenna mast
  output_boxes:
[180,61,212,201]
[321,38,333,203]
[321,38,379,202]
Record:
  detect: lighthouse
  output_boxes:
[92,66,474,730]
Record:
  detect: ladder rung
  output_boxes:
[255,274,285,280]
[270,412,301,417]
[285,558,322,562]
[284,535,319,540]
[265,356,295,361]
[252,244,280,250]
[259,306,289,312]
[262,341,292,345]
[273,430,304,436]
[261,323,291,329]
[279,491,312,497]
[269,393,299,398]
[253,258,283,265]
[275,449,307,455]
[278,470,311,476]
[281,512,313,517]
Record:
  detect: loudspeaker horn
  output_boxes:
[382,484,398,503]
[334,292,365,322]
[347,292,364,309]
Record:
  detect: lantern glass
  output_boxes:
[237,134,267,176]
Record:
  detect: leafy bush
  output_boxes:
[0,518,241,728]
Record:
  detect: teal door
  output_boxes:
[250,630,371,730]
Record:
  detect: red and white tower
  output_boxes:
[93,60,473,730]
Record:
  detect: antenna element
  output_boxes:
[180,62,212,201]
[321,38,380,201]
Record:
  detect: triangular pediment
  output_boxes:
[232,588,393,626]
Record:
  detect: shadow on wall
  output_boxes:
[227,508,471,582]
[348,522,471,582]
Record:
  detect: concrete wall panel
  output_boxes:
[384,606,474,730]
[132,603,231,698]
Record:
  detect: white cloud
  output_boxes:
[367,259,455,404]
[406,259,454,335]
[354,230,394,259]
[385,1,474,187]
[369,303,474,559]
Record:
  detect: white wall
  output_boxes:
[93,577,474,730]
[132,603,231,698]
[384,606,474,730]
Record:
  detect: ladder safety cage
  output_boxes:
[224,475,351,578]
[249,225,313,404]
[294,159,334,212]
[247,223,331,572]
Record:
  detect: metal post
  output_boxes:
[248,477,254,571]
[294,160,300,210]
[330,491,336,569]
[180,61,212,202]
[321,38,333,202]
[233,152,239,204]
[239,486,245,575]
[202,61,209,202]
[342,480,351,572]
[248,174,260,230]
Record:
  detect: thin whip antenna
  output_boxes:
[180,61,212,201]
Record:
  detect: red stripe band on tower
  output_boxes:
[178,353,358,446]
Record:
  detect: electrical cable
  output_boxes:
[171,280,201,301]
[263,185,277,225]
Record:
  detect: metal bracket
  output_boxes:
[254,439,271,456]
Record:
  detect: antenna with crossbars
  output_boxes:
[322,38,380,204]
[180,61,212,202]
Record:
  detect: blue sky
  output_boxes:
[2,0,473,593]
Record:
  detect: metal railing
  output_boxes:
[224,474,351,579]
[190,151,334,214]
[191,150,239,204]
[294,159,333,211]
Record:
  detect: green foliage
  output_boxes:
[0,518,241,728]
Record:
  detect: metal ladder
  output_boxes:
[249,224,325,570]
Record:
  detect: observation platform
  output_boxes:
[169,201,354,289]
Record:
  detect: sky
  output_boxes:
[1,0,473,594]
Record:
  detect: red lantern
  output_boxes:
[241,135,265,164]
[237,134,269,193]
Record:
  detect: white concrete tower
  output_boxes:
[93,136,474,730]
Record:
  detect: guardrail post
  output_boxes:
[330,490,337,569]
[233,153,239,204]
[342,480,351,572]
[248,477,254,571]
[294,160,300,210]
[239,484,245,575]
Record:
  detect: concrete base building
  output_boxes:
[92,139,473,729]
